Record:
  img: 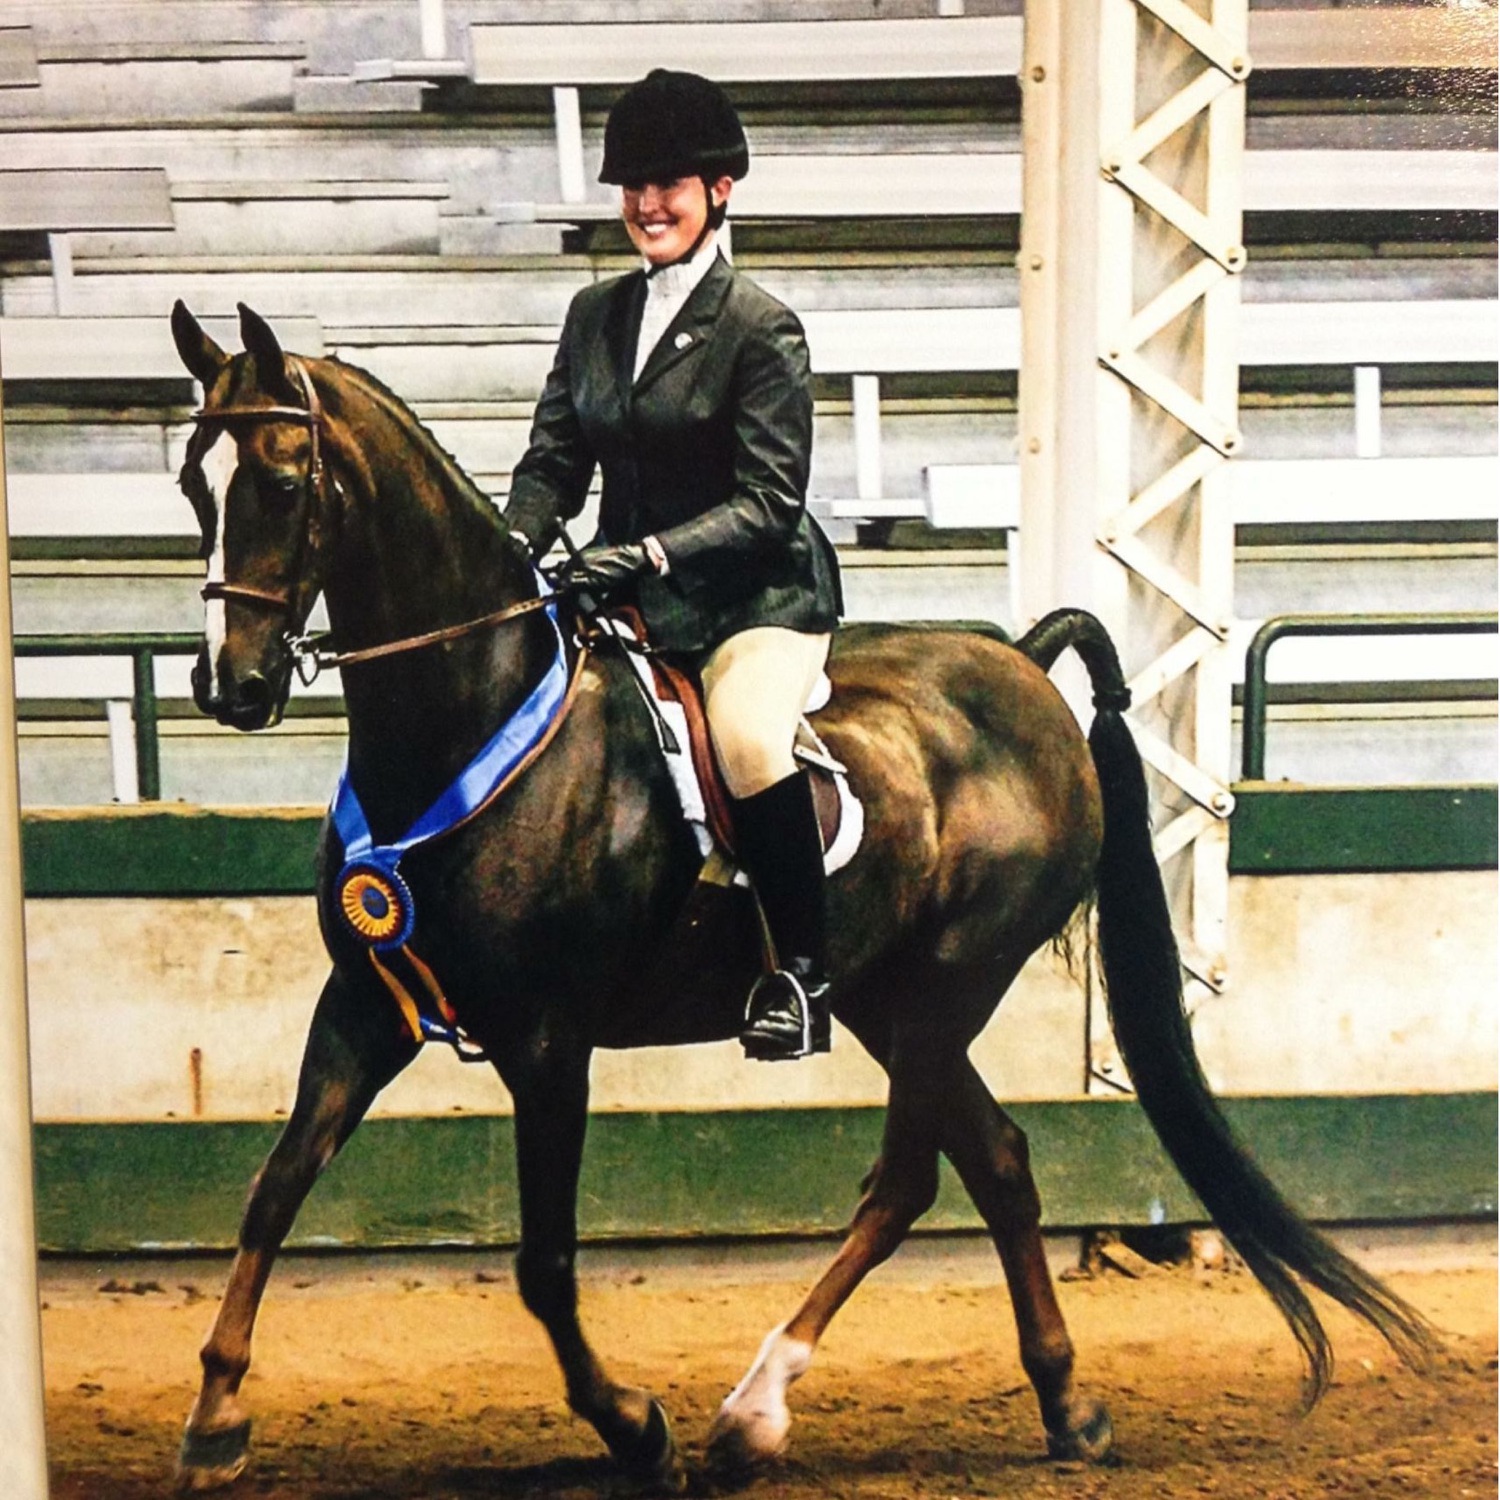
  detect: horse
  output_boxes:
[167,301,1436,1492]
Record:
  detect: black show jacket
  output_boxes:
[504,252,842,655]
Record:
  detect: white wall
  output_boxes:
[22,871,1496,1124]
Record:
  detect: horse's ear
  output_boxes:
[237,302,299,403]
[171,300,228,386]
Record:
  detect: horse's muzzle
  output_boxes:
[193,651,285,731]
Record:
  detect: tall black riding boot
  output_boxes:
[731,771,832,1061]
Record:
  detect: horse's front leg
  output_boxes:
[177,966,417,1491]
[502,1037,682,1492]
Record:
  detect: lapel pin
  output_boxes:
[674,332,693,350]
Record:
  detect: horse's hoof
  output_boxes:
[1046,1399,1114,1464]
[707,1324,808,1472]
[611,1398,685,1496]
[176,1419,252,1491]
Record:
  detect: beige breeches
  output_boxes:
[701,627,832,799]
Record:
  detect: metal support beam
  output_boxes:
[418,0,446,61]
[552,86,587,205]
[0,330,51,1500]
[47,232,72,316]
[1355,365,1382,459]
[852,375,883,506]
[1020,0,1246,1092]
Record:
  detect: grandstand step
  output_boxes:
[0,168,173,232]
[1,25,40,89]
[468,17,1024,88]
[0,314,323,382]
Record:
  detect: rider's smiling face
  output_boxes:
[620,175,732,266]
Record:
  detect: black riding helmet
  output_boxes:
[599,69,750,188]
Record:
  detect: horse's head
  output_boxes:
[172,301,339,730]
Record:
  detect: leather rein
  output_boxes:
[192,358,557,685]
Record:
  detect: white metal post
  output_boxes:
[1355,365,1382,458]
[552,86,587,205]
[1019,0,1248,1091]
[851,375,884,506]
[418,0,446,60]
[0,344,52,1500]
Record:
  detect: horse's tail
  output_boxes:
[1015,607,1440,1407]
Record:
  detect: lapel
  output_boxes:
[602,270,648,422]
[631,253,735,402]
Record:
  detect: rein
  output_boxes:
[289,594,559,685]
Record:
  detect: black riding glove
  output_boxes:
[503,526,539,570]
[557,541,653,601]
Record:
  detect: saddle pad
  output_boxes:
[603,614,863,877]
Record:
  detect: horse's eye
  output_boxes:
[265,473,302,503]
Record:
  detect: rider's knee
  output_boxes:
[711,724,796,799]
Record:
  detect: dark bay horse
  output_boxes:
[168,302,1435,1492]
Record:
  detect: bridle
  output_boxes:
[191,356,557,686]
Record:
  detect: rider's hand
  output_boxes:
[557,541,653,601]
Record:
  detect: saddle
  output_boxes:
[597,610,864,879]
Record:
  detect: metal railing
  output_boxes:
[1241,612,1499,780]
[13,633,199,801]
[15,617,1499,796]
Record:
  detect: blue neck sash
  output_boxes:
[330,595,568,951]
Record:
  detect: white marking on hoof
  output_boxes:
[708,1324,813,1465]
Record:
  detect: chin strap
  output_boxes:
[644,205,719,279]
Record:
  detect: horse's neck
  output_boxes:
[322,395,549,837]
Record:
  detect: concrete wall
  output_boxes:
[23,870,1496,1124]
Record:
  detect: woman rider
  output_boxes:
[502,69,843,1063]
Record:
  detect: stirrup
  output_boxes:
[741,968,831,1062]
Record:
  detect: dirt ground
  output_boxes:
[40,1237,1497,1500]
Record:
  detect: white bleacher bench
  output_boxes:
[0,25,39,88]
[1228,622,1498,691]
[1239,301,1499,367]
[489,147,1495,231]
[1245,152,1498,215]
[1249,7,1497,71]
[0,168,173,232]
[802,308,1021,377]
[5,474,195,541]
[469,17,1023,88]
[1230,457,1500,528]
[171,180,451,206]
[0,316,324,383]
[1,167,174,314]
[492,154,1024,226]
[470,9,1495,84]
[823,457,1500,533]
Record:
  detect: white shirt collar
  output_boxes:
[641,234,721,301]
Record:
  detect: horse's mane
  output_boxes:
[318,355,505,531]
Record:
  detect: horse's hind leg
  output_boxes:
[177,967,417,1491]
[709,1028,943,1467]
[940,1060,1113,1462]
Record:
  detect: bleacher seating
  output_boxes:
[0,315,324,383]
[2,1,1494,800]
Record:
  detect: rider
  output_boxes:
[502,68,843,1062]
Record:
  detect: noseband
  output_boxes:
[191,357,556,685]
